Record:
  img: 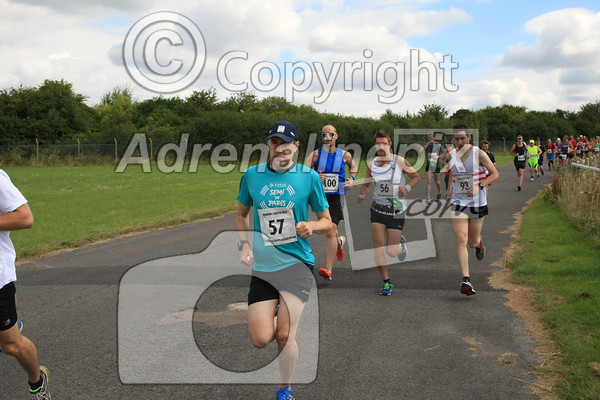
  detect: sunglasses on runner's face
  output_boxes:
[454,136,468,140]
[322,132,336,137]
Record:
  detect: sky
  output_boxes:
[1,0,600,118]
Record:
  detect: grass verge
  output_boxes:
[503,194,600,400]
[6,164,242,259]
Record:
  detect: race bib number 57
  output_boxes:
[258,207,297,246]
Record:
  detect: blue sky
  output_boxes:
[1,0,600,117]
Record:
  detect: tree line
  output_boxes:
[1,79,599,152]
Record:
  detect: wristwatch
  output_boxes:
[237,240,249,250]
[478,183,485,190]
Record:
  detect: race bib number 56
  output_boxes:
[258,207,297,246]
[375,180,394,198]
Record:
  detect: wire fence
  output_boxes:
[0,138,516,165]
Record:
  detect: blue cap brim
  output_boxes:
[267,133,295,143]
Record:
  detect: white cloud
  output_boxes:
[502,8,600,69]
[1,0,599,117]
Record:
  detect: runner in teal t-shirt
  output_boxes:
[236,121,331,400]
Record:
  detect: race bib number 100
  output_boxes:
[322,173,339,193]
[258,207,297,246]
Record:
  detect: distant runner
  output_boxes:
[510,135,526,191]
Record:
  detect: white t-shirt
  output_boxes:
[0,169,28,288]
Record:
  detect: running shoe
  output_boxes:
[0,319,23,352]
[426,197,432,205]
[336,235,346,261]
[518,186,521,191]
[436,193,442,200]
[530,176,534,181]
[318,267,332,280]
[276,386,294,400]
[379,281,394,296]
[397,235,408,262]
[460,279,476,296]
[30,366,51,399]
[475,237,486,261]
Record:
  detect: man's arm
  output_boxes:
[479,151,499,187]
[397,156,421,197]
[0,203,34,231]
[308,150,318,169]
[236,202,253,265]
[296,209,332,238]
[357,164,373,203]
[343,151,359,188]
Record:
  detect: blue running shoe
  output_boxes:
[397,235,407,262]
[380,281,394,296]
[276,386,294,400]
[0,320,22,352]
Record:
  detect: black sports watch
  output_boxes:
[237,240,249,250]
[478,182,485,190]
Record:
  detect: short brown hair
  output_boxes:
[452,123,468,133]
[374,129,390,140]
[481,140,490,146]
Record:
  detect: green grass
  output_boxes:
[507,195,600,400]
[6,164,242,259]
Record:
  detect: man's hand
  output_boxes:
[240,245,253,266]
[296,221,313,238]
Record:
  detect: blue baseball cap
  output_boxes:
[267,121,298,143]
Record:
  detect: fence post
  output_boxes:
[502,137,506,153]
[149,138,153,161]
[35,138,39,163]
[77,138,81,159]
[114,138,118,161]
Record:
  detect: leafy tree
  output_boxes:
[417,103,448,127]
[95,87,136,144]
[0,80,97,145]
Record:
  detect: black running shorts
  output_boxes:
[514,160,526,171]
[326,194,344,226]
[248,263,314,305]
[370,208,405,231]
[0,282,18,332]
[425,163,441,173]
[452,205,489,219]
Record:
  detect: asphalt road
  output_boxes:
[1,163,555,399]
